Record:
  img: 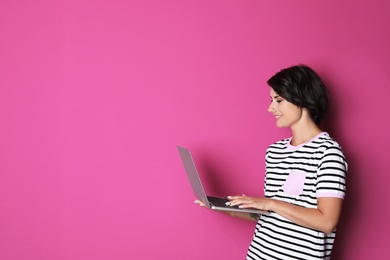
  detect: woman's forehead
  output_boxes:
[270,88,280,97]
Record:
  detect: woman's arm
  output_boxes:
[227,195,343,234]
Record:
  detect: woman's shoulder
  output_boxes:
[311,133,347,161]
[266,132,343,152]
[314,132,343,149]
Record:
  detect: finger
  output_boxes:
[232,197,257,207]
[227,195,246,200]
[238,204,252,209]
[194,200,206,207]
[228,198,248,206]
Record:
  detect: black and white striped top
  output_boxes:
[247,132,347,260]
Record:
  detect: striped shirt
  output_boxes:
[247,132,347,260]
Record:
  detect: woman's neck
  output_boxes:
[290,123,323,146]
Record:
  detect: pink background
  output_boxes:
[1,0,389,259]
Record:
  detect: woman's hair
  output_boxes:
[267,64,329,125]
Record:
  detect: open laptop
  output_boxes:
[177,146,268,215]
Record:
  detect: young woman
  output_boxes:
[196,65,347,259]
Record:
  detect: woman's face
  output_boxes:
[268,88,303,128]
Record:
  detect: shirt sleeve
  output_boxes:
[316,144,347,199]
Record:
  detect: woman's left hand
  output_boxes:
[227,194,272,211]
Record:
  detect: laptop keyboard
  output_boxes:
[207,196,239,209]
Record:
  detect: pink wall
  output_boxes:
[1,0,389,259]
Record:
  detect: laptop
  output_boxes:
[177,146,268,215]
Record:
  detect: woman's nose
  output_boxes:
[268,103,275,113]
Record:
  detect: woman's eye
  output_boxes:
[270,98,283,103]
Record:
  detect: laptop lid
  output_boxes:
[177,145,211,208]
[177,145,269,215]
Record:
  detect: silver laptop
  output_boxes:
[177,146,268,215]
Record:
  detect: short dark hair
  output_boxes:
[267,64,329,125]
